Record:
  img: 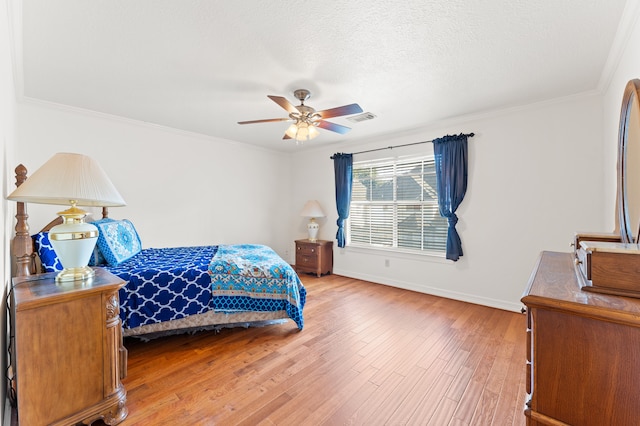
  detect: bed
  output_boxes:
[10,164,306,339]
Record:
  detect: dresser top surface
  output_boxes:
[522,251,640,321]
[12,267,124,310]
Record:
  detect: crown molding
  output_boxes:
[18,96,288,156]
[597,0,640,93]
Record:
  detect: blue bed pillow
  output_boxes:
[88,218,115,266]
[32,232,63,272]
[95,219,142,266]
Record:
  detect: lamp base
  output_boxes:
[55,266,95,283]
[308,219,319,242]
[49,204,99,284]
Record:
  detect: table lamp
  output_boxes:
[300,200,325,242]
[7,153,126,283]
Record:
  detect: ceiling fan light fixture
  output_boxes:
[286,120,320,144]
[296,122,310,142]
[285,123,298,139]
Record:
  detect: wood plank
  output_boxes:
[111,274,526,425]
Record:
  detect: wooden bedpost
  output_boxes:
[102,206,109,219]
[12,164,34,277]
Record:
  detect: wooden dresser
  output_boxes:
[295,239,333,277]
[11,267,128,426]
[521,251,640,426]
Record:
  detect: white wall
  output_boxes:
[13,101,296,259]
[291,94,606,311]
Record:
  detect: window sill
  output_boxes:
[344,244,448,263]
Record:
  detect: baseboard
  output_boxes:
[333,268,523,313]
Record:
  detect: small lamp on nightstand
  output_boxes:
[7,153,125,283]
[301,200,325,242]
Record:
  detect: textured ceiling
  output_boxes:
[17,0,630,152]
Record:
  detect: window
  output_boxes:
[348,154,447,254]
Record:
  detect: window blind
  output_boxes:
[349,155,447,254]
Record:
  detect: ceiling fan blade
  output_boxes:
[237,118,290,125]
[268,95,299,114]
[317,103,363,119]
[317,120,352,134]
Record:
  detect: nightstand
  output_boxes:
[11,268,128,425]
[295,239,333,277]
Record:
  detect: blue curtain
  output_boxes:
[433,134,469,261]
[332,153,353,248]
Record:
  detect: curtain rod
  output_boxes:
[330,132,474,158]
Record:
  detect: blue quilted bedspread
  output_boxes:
[107,244,306,330]
[209,244,306,329]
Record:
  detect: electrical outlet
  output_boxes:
[385,259,390,267]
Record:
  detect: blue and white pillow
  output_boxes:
[95,219,142,266]
[89,218,115,266]
[33,232,63,272]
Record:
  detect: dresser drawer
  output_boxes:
[575,246,590,281]
[577,240,640,297]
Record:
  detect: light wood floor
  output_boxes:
[117,274,527,426]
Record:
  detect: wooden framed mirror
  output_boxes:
[618,79,640,243]
[573,78,640,298]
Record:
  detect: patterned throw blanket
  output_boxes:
[108,245,218,329]
[108,244,306,330]
[209,244,306,329]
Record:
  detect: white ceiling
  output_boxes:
[16,0,631,152]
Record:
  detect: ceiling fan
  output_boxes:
[237,89,363,142]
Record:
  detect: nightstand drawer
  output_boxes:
[296,243,317,256]
[296,254,316,267]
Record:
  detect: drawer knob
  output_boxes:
[574,258,582,266]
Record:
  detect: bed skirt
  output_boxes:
[123,309,289,340]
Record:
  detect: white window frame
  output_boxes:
[347,153,447,257]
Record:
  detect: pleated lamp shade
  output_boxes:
[7,153,126,283]
[7,153,126,207]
